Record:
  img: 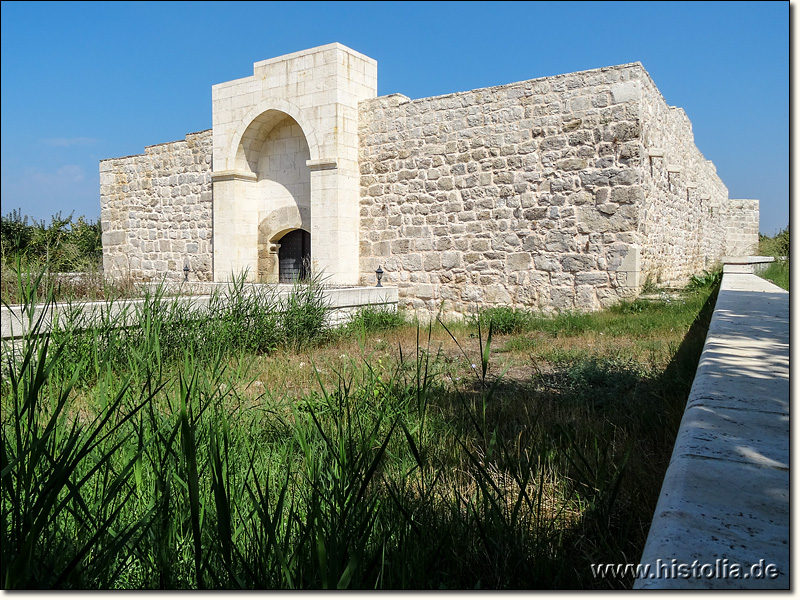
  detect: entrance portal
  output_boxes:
[278,229,311,283]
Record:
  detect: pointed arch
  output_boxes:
[225,98,321,173]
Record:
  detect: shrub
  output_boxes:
[1,210,102,272]
[281,273,330,350]
[347,305,405,333]
[759,225,789,258]
[759,260,789,291]
[685,269,722,292]
[757,225,789,291]
[472,306,534,335]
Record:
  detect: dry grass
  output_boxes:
[234,317,688,403]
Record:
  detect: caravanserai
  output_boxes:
[100,44,758,319]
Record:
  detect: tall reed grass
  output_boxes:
[1,269,719,589]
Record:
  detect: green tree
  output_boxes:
[1,209,103,271]
[759,225,789,258]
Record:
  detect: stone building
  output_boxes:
[100,43,759,318]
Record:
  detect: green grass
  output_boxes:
[481,291,714,351]
[759,259,789,291]
[758,225,789,291]
[1,270,720,589]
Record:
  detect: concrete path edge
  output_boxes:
[634,273,789,589]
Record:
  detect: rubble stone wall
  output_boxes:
[358,64,654,319]
[100,130,214,281]
[638,75,729,284]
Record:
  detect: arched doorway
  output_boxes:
[277,229,311,283]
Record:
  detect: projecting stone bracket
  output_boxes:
[306,158,338,171]
[211,170,259,182]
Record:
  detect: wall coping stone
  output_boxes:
[722,256,775,274]
[721,256,775,265]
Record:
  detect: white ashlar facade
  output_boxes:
[210,44,377,285]
[100,43,759,317]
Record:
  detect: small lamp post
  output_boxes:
[375,265,383,288]
[183,263,190,282]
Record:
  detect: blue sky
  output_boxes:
[0,0,789,235]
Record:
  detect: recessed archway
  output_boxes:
[239,111,311,282]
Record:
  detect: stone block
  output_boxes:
[470,239,491,251]
[556,158,588,171]
[103,230,126,246]
[423,253,441,270]
[611,185,644,204]
[575,271,609,286]
[414,283,435,299]
[569,191,593,205]
[609,168,640,186]
[550,287,575,311]
[391,239,410,253]
[441,251,462,269]
[507,252,531,271]
[544,231,575,252]
[575,285,599,311]
[579,170,610,188]
[485,284,511,304]
[461,286,483,302]
[561,254,596,272]
[531,255,558,273]
[610,80,640,104]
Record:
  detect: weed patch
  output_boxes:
[346,305,406,334]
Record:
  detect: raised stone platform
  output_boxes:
[635,273,789,589]
[0,285,399,341]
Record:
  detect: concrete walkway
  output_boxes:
[635,273,789,589]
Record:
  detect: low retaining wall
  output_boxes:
[0,286,399,341]
[635,273,789,589]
